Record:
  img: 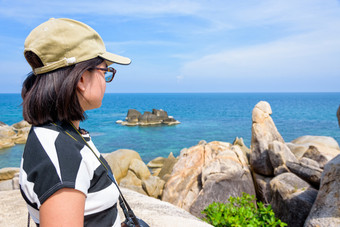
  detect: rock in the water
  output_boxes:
[117,109,180,126]
[304,154,340,227]
[11,120,30,130]
[152,109,169,121]
[270,172,318,227]
[139,111,162,125]
[126,109,142,123]
[0,120,31,149]
[250,101,285,176]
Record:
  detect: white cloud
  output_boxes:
[180,28,340,80]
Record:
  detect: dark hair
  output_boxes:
[22,51,104,126]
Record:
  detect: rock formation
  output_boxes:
[162,140,255,218]
[0,120,31,150]
[104,149,166,199]
[250,101,285,176]
[304,154,340,227]
[116,109,180,126]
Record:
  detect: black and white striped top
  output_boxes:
[19,122,120,226]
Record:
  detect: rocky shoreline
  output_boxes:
[1,101,340,226]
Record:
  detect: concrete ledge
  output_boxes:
[0,188,211,227]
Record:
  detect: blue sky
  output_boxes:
[1,0,340,93]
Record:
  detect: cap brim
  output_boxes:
[100,52,131,65]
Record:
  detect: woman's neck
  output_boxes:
[70,120,80,130]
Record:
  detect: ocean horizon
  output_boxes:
[0,92,339,169]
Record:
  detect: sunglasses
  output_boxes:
[90,67,117,83]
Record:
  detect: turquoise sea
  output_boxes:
[0,93,339,169]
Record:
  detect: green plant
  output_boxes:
[202,192,287,227]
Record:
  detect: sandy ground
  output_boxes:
[0,190,35,227]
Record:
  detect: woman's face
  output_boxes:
[77,62,107,111]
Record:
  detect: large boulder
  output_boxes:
[250,101,285,176]
[268,140,299,175]
[304,155,340,226]
[11,120,31,130]
[103,149,142,183]
[288,136,340,165]
[119,170,146,196]
[129,159,151,180]
[233,137,250,162]
[0,168,20,181]
[286,161,323,188]
[0,124,16,149]
[13,127,31,144]
[142,175,165,199]
[157,152,177,182]
[162,141,255,218]
[270,172,318,227]
[0,120,31,149]
[253,173,272,204]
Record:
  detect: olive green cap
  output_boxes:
[24,18,131,75]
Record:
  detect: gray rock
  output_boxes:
[152,109,169,121]
[273,165,289,175]
[302,145,331,169]
[233,137,250,162]
[250,101,285,176]
[268,140,299,172]
[270,172,318,227]
[139,111,162,125]
[304,154,340,227]
[300,157,320,169]
[162,141,253,219]
[253,173,272,204]
[289,136,340,166]
[158,152,177,181]
[190,170,255,219]
[189,145,255,218]
[286,161,323,188]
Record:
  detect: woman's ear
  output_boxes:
[77,72,88,92]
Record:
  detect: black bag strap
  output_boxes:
[66,122,141,227]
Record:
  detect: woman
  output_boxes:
[19,18,131,226]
